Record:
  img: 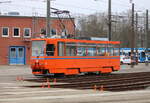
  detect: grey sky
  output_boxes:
[0,0,149,16]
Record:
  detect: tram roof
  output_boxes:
[32,38,120,44]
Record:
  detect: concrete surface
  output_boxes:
[0,64,150,103]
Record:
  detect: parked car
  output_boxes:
[120,55,131,65]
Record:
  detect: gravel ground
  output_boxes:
[0,63,150,103]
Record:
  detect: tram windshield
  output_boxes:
[32,40,45,56]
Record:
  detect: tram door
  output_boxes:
[9,46,25,65]
[46,44,55,56]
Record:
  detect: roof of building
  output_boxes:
[0,15,74,20]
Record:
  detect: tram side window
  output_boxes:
[114,48,120,56]
[97,44,106,56]
[46,44,55,56]
[77,43,97,56]
[77,47,86,56]
[107,44,115,56]
[58,42,65,56]
[87,48,96,56]
[108,47,114,56]
[66,43,76,56]
[98,47,105,56]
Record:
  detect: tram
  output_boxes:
[120,48,150,63]
[31,38,120,75]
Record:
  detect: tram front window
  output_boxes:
[32,40,45,56]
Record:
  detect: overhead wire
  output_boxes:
[0,0,149,15]
[53,2,106,12]
[1,1,106,14]
[117,0,148,11]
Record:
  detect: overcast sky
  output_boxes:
[0,0,149,16]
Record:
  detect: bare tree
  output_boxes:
[76,11,150,48]
[77,13,107,38]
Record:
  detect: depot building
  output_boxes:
[0,15,75,65]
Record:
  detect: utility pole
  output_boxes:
[108,0,112,41]
[46,0,51,37]
[145,9,149,66]
[131,3,135,68]
[135,13,138,65]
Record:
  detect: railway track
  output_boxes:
[50,75,150,91]
[24,72,150,92]
[25,72,150,82]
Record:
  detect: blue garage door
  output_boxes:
[9,46,25,65]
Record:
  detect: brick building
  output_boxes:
[0,15,75,65]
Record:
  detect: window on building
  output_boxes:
[2,27,9,37]
[10,48,16,58]
[51,29,57,35]
[40,28,57,36]
[62,29,67,37]
[24,28,31,37]
[13,28,20,37]
[18,48,24,58]
[41,28,46,35]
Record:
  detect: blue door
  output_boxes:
[9,46,25,65]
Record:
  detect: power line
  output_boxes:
[0,0,149,16]
[1,2,106,13]
[54,3,105,12]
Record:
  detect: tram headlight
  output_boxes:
[36,60,39,63]
[45,62,48,65]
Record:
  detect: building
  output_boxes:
[0,15,75,65]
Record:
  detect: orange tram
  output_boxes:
[31,38,120,75]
